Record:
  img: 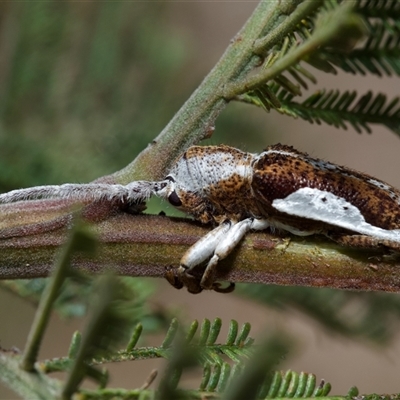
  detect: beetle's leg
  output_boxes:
[199,218,273,290]
[165,221,232,293]
[198,218,271,290]
[198,219,251,290]
[180,220,232,270]
[165,264,236,294]
[172,218,272,293]
[165,265,203,294]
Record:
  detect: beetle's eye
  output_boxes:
[168,191,182,207]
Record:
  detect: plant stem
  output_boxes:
[19,227,85,371]
[1,214,400,294]
[224,2,360,98]
[252,0,323,55]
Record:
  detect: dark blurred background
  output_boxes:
[1,2,400,398]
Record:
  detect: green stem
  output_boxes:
[252,0,324,55]
[1,214,400,294]
[19,225,92,372]
[224,2,360,98]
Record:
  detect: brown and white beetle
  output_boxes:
[2,144,400,293]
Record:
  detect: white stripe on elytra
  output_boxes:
[272,187,400,243]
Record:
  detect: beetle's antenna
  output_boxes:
[0,181,161,204]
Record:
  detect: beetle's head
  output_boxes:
[155,174,213,223]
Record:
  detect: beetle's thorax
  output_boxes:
[164,145,258,224]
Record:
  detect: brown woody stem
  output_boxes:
[1,213,399,293]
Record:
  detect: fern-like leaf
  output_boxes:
[40,318,255,374]
[230,1,400,136]
[72,369,332,400]
[319,21,400,77]
[242,88,400,134]
[287,89,400,133]
[305,1,400,77]
[357,0,400,22]
[201,365,334,398]
[260,370,331,398]
[188,318,254,365]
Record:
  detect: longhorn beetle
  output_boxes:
[2,144,400,294]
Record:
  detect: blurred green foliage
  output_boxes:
[0,2,191,188]
[0,2,266,192]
